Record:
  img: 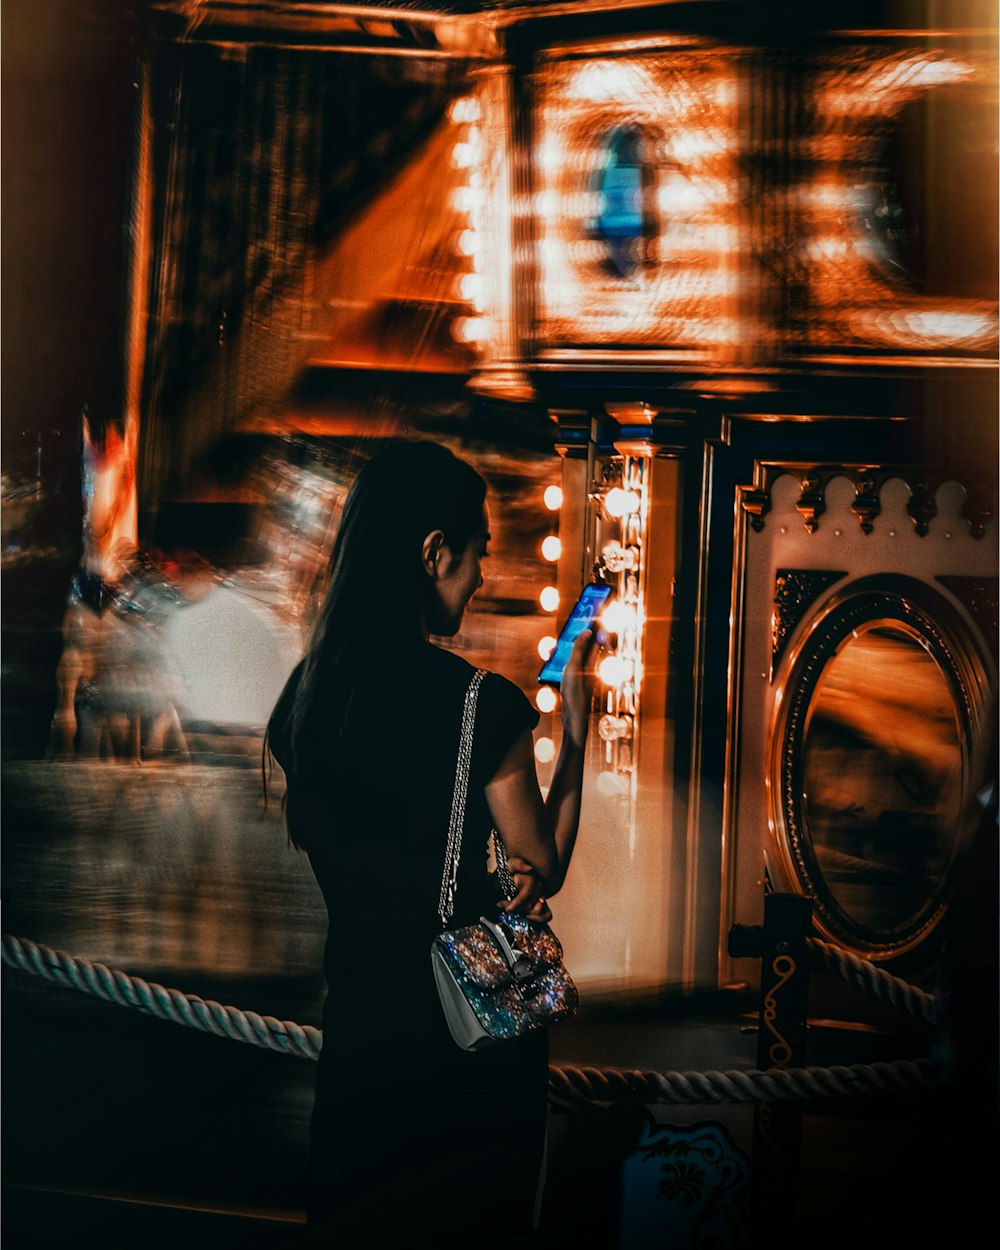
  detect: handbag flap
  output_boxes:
[434,926,516,991]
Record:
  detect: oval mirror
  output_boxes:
[772,577,990,958]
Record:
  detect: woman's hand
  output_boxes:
[560,627,598,749]
[499,853,554,923]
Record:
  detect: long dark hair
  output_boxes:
[267,438,487,785]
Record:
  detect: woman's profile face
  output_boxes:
[427,504,490,637]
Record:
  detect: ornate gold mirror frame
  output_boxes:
[769,574,992,960]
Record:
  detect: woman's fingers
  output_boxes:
[501,874,539,913]
[525,898,553,924]
[560,628,597,746]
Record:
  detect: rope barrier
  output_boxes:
[805,937,938,1024]
[547,1058,934,1106]
[1,935,322,1061]
[3,933,939,1106]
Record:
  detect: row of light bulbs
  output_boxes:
[448,96,491,349]
[531,473,646,766]
[534,484,564,738]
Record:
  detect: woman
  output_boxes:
[265,439,594,1245]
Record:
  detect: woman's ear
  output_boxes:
[421,529,446,578]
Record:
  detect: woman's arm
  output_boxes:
[484,629,595,899]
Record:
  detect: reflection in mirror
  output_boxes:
[802,623,962,936]
[588,126,655,279]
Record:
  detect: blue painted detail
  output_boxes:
[620,1119,752,1249]
[589,126,653,279]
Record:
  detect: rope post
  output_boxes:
[729,891,814,1245]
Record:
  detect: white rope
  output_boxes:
[1,934,322,1061]
[3,933,939,1106]
[805,937,938,1023]
[547,1059,933,1107]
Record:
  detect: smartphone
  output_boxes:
[537,582,612,687]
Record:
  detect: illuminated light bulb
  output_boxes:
[534,736,556,764]
[539,586,560,613]
[537,635,557,661]
[448,96,481,125]
[604,488,641,518]
[536,686,558,714]
[451,185,485,215]
[535,140,564,173]
[543,485,563,511]
[456,229,480,257]
[458,272,484,305]
[541,535,562,562]
[600,600,635,637]
[451,143,475,170]
[451,316,490,345]
[532,190,560,217]
[598,654,630,687]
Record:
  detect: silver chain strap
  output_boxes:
[490,829,517,901]
[437,669,518,927]
[438,668,487,927]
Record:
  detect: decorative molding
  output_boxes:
[771,569,848,679]
[850,476,881,535]
[794,472,826,534]
[962,484,997,540]
[739,463,996,538]
[906,480,937,537]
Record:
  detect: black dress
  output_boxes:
[270,642,547,1245]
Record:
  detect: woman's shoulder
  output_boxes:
[423,645,532,708]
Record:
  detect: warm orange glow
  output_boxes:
[533,47,743,353]
[541,535,562,562]
[544,485,564,511]
[798,46,997,354]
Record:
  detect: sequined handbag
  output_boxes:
[430,669,580,1052]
